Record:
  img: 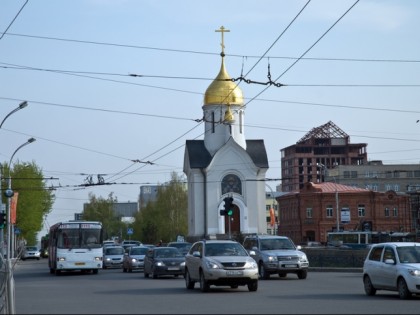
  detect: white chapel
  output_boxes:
[183,27,269,239]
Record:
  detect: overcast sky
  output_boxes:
[1,0,419,238]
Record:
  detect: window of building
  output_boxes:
[385,171,392,178]
[394,184,400,192]
[351,171,357,178]
[393,207,398,217]
[415,170,420,178]
[343,171,350,179]
[221,174,242,195]
[385,184,391,191]
[326,205,333,218]
[384,207,390,217]
[393,171,400,178]
[358,205,365,217]
[306,208,313,218]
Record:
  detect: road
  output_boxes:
[14,259,420,314]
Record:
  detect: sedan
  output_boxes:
[103,246,125,269]
[144,247,185,278]
[363,242,420,299]
[122,246,149,272]
[21,246,41,260]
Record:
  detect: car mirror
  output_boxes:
[249,250,256,256]
[251,246,258,251]
[384,258,395,265]
[192,251,201,258]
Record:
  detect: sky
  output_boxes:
[1,0,419,239]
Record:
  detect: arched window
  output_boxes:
[221,174,242,195]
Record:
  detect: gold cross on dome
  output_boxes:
[215,26,230,56]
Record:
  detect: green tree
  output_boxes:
[82,192,125,240]
[2,161,55,246]
[133,172,187,244]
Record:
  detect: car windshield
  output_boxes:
[397,246,420,263]
[205,243,248,256]
[105,247,124,255]
[155,248,183,258]
[26,247,37,251]
[260,239,295,250]
[130,248,148,255]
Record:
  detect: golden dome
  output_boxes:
[204,58,244,106]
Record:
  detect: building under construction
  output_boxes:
[281,121,368,192]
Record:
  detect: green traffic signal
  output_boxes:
[227,209,233,216]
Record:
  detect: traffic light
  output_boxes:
[0,211,6,228]
[220,197,234,216]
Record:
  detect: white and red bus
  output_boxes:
[48,220,103,275]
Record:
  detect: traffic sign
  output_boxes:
[127,228,133,235]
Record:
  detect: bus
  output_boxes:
[327,231,416,249]
[48,220,103,275]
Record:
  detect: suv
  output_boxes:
[184,240,258,292]
[243,235,309,279]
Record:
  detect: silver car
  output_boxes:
[123,246,148,272]
[184,240,258,292]
[363,242,420,299]
[103,246,125,269]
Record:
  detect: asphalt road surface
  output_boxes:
[13,259,420,314]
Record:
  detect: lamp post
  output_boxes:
[0,101,29,259]
[5,137,35,315]
[317,163,340,233]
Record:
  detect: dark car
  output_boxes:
[143,247,185,278]
[122,246,149,272]
[167,242,192,256]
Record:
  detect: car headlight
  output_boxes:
[180,261,185,267]
[299,254,308,262]
[408,269,420,276]
[105,258,111,262]
[95,257,102,261]
[156,261,165,266]
[267,255,278,262]
[131,258,137,263]
[205,259,221,269]
[244,261,257,269]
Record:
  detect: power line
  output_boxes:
[0,0,29,41]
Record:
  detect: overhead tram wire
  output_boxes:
[0,0,29,41]
[243,0,360,108]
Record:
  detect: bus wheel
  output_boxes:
[92,269,98,274]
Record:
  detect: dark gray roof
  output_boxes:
[185,139,268,169]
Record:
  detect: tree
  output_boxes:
[133,172,187,243]
[82,192,125,240]
[2,161,55,246]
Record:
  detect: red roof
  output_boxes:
[310,182,369,193]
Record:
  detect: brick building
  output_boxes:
[276,181,412,245]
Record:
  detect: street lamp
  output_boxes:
[5,137,36,315]
[0,101,28,129]
[317,163,340,233]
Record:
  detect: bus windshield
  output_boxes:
[57,223,102,249]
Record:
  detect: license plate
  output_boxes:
[75,262,85,266]
[285,264,297,268]
[226,270,243,276]
[168,267,179,271]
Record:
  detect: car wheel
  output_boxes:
[363,275,376,296]
[185,269,195,289]
[258,262,269,280]
[144,271,149,278]
[230,284,238,289]
[297,270,307,279]
[248,280,258,292]
[199,271,209,292]
[278,273,287,278]
[123,267,127,272]
[398,277,411,299]
[92,269,98,274]
[152,268,158,279]
[128,267,132,273]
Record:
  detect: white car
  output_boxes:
[21,246,41,260]
[363,242,420,299]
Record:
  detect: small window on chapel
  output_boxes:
[221,174,242,195]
